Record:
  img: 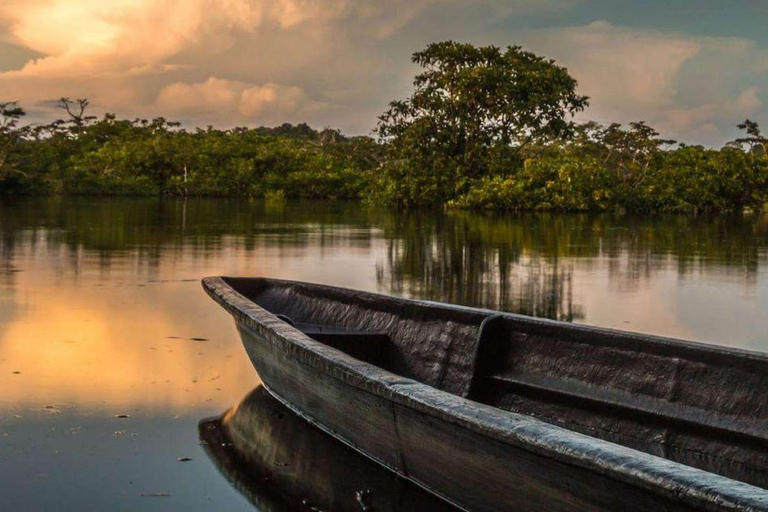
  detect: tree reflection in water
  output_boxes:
[376,210,768,321]
[1,197,766,326]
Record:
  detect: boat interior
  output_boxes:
[224,277,768,489]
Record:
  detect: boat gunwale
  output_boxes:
[203,275,768,511]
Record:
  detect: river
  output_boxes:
[1,197,767,510]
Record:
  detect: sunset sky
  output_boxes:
[1,0,767,145]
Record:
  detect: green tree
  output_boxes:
[0,101,33,192]
[0,102,26,176]
[731,119,768,156]
[375,41,589,206]
[57,98,97,135]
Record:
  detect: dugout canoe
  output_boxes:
[202,276,768,512]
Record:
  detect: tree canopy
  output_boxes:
[375,41,589,206]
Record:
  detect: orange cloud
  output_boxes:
[0,0,439,129]
[155,77,325,124]
[0,0,436,77]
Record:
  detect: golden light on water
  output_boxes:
[0,220,387,413]
[0,245,260,413]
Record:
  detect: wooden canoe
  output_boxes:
[203,276,768,512]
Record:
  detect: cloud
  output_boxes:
[0,40,41,72]
[155,77,326,125]
[734,86,763,112]
[525,22,701,118]
[0,3,766,144]
[520,22,768,145]
[0,0,437,77]
[662,86,764,143]
[0,0,446,129]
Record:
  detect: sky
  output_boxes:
[1,0,767,146]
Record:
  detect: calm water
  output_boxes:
[1,197,768,510]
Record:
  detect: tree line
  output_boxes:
[0,100,381,199]
[2,41,768,213]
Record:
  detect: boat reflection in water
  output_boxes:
[200,385,458,512]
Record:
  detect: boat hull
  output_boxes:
[238,322,702,512]
[204,276,768,512]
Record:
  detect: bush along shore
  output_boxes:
[2,41,767,213]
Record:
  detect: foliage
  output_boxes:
[0,108,381,199]
[0,101,34,193]
[375,41,589,206]
[729,119,768,156]
[450,126,768,213]
[1,41,768,214]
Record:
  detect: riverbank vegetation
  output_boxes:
[2,42,768,213]
[0,102,381,199]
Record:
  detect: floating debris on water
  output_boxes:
[178,457,192,462]
[166,336,210,342]
[140,492,170,498]
[115,414,130,419]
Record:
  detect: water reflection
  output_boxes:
[200,385,458,512]
[378,211,768,315]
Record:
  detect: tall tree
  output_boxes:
[0,101,28,180]
[57,98,96,134]
[732,119,768,156]
[375,41,589,206]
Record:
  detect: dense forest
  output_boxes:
[2,41,768,213]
